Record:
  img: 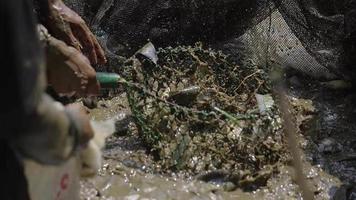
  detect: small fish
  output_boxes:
[168,86,201,106]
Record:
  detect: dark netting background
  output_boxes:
[65,0,355,81]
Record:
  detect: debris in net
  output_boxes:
[135,42,158,64]
[255,94,274,115]
[120,42,287,190]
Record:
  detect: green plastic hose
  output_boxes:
[96,72,121,88]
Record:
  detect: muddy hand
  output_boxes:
[47,36,100,97]
[46,0,106,64]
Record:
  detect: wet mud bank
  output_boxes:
[80,77,356,199]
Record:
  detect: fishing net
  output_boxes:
[116,43,286,188]
[274,0,356,79]
[63,0,355,190]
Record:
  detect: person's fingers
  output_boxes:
[65,61,86,96]
[65,49,100,96]
[57,3,97,63]
[65,29,82,51]
[57,1,84,24]
[48,1,82,50]
[66,60,99,97]
[50,0,106,64]
[71,22,98,64]
[71,22,107,65]
[66,46,91,66]
[86,76,101,96]
[46,1,102,96]
[48,37,99,96]
[49,36,82,61]
[91,33,107,64]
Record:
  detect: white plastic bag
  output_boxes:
[24,118,115,199]
[24,157,80,200]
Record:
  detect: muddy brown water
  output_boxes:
[80,80,356,200]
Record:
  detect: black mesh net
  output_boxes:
[65,0,355,80]
[64,0,356,190]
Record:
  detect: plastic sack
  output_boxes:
[24,157,80,200]
[23,118,115,200]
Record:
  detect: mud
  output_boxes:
[80,78,356,199]
[288,77,356,197]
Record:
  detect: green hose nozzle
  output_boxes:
[96,72,121,88]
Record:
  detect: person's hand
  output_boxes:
[65,103,94,146]
[46,36,100,97]
[45,0,106,65]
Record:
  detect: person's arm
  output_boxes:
[1,0,93,165]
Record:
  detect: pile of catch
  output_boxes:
[120,43,287,189]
